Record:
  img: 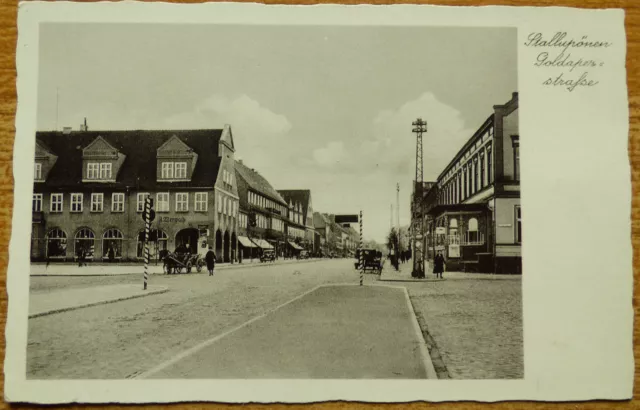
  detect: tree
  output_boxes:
[386,227,399,252]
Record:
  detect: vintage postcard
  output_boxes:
[5,1,633,404]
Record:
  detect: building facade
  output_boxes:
[417,92,520,273]
[277,190,316,257]
[31,126,240,263]
[235,160,288,260]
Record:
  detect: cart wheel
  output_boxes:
[186,262,192,273]
[196,261,203,273]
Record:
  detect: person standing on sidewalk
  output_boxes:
[205,246,216,276]
[434,251,445,279]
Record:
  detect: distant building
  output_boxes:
[277,190,316,256]
[31,126,239,263]
[417,92,521,273]
[235,160,288,260]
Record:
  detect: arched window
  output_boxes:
[46,228,67,258]
[74,228,95,259]
[103,228,124,259]
[137,229,168,259]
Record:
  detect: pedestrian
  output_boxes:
[205,246,216,276]
[77,246,84,267]
[434,251,445,279]
[108,246,115,263]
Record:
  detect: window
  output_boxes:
[87,163,100,179]
[512,136,520,181]
[217,193,222,213]
[32,194,42,212]
[91,193,103,212]
[175,162,187,179]
[473,159,479,194]
[161,162,174,179]
[74,228,95,259]
[515,206,522,243]
[467,218,479,243]
[99,163,112,180]
[223,197,227,215]
[487,147,493,183]
[462,167,467,200]
[46,228,67,258]
[156,192,170,212]
[50,193,63,213]
[175,192,189,212]
[34,163,42,180]
[103,228,124,259]
[195,192,208,212]
[480,153,485,188]
[137,193,150,212]
[112,193,125,212]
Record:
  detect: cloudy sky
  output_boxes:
[37,23,517,243]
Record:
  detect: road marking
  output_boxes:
[135,281,436,380]
[135,284,326,379]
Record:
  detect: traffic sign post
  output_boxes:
[143,197,154,290]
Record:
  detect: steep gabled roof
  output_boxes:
[278,189,312,217]
[35,129,223,189]
[234,160,287,206]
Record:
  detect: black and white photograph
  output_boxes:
[6,2,633,404]
[28,21,522,381]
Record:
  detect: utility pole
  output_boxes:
[396,183,400,251]
[411,118,427,278]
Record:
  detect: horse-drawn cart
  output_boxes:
[161,251,205,274]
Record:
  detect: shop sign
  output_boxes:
[159,216,186,223]
[449,244,460,258]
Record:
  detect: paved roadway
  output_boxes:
[28,259,427,379]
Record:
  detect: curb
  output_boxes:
[29,286,169,319]
[29,258,329,277]
[401,287,439,379]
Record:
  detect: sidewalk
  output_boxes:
[379,260,444,282]
[30,258,324,276]
[29,284,169,318]
[142,284,436,379]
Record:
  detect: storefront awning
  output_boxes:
[288,241,304,251]
[253,239,274,250]
[238,236,258,248]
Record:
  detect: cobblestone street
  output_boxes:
[28,260,522,380]
[405,271,523,379]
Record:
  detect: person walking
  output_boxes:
[205,246,216,276]
[108,246,115,263]
[433,251,445,279]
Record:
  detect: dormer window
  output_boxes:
[34,163,42,181]
[82,136,123,183]
[157,135,197,182]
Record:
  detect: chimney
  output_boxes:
[79,117,88,131]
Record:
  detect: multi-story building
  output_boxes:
[235,160,288,260]
[417,92,520,273]
[277,190,315,256]
[31,126,239,263]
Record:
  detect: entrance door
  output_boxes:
[175,228,199,254]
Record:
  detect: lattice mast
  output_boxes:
[411,118,427,278]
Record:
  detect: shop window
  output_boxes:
[137,229,168,259]
[50,193,63,213]
[195,192,208,212]
[70,193,83,213]
[33,194,42,212]
[137,193,150,212]
[515,206,522,243]
[102,228,124,259]
[466,218,481,244]
[74,228,95,259]
[91,193,104,212]
[112,193,125,212]
[46,228,67,258]
[175,192,189,212]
